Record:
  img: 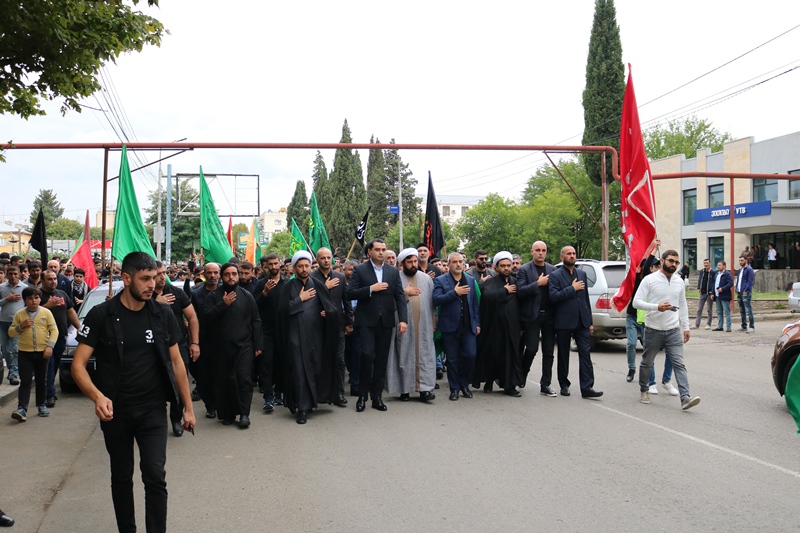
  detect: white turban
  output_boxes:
[291,250,313,267]
[493,251,513,267]
[397,247,418,264]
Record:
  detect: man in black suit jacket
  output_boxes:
[346,239,408,412]
[548,245,602,399]
[516,240,558,396]
[312,247,354,407]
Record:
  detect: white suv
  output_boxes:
[573,259,628,348]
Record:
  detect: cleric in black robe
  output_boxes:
[203,262,263,428]
[276,251,342,424]
[472,251,524,396]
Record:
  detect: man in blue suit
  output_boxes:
[710,260,733,332]
[516,240,558,396]
[433,252,481,401]
[548,245,602,399]
[735,255,755,333]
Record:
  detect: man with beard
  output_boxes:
[47,259,73,299]
[27,261,42,288]
[347,239,407,413]
[238,261,257,295]
[633,250,700,410]
[191,263,220,419]
[254,253,287,412]
[311,247,352,407]
[277,251,340,424]
[466,250,496,288]
[549,246,603,399]
[416,243,441,279]
[511,254,522,275]
[72,252,195,533]
[343,260,362,396]
[384,250,397,268]
[386,248,436,402]
[472,251,524,396]
[40,270,80,408]
[154,262,200,436]
[203,263,262,428]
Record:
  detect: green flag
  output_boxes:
[289,218,310,256]
[785,357,800,433]
[199,166,233,264]
[112,146,156,261]
[308,191,330,253]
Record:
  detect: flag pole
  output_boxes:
[345,238,358,261]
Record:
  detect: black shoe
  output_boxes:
[350,387,360,397]
[626,369,635,382]
[356,396,367,412]
[436,369,444,380]
[238,415,251,428]
[296,410,308,424]
[191,388,200,402]
[399,393,411,402]
[419,391,435,402]
[262,400,274,413]
[0,509,14,527]
[172,422,184,437]
[504,388,522,397]
[206,409,217,419]
[483,382,493,393]
[712,327,723,331]
[540,386,557,397]
[334,396,348,407]
[372,398,388,411]
[434,383,440,389]
[560,387,571,396]
[8,377,19,386]
[461,387,473,398]
[581,388,603,399]
[221,418,234,425]
[46,396,56,408]
[449,390,459,401]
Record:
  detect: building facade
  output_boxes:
[0,223,31,255]
[96,209,116,230]
[259,208,287,243]
[651,131,800,271]
[415,194,484,227]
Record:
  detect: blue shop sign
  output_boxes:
[694,201,771,223]
[389,205,400,214]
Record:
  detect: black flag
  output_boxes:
[424,172,445,257]
[29,208,48,265]
[355,207,370,246]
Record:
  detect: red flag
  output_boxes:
[226,216,235,257]
[612,66,658,312]
[71,210,99,289]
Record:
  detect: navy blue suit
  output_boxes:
[433,272,480,392]
[711,270,734,302]
[549,265,595,392]
[516,261,557,387]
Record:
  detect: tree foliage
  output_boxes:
[385,217,458,257]
[643,116,733,161]
[323,119,366,249]
[384,139,419,226]
[264,230,291,258]
[581,0,625,185]
[1,0,165,119]
[31,189,64,226]
[144,179,200,260]
[365,136,389,239]
[455,194,530,258]
[286,180,309,235]
[90,226,114,240]
[48,218,83,240]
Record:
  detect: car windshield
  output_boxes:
[602,265,627,288]
[78,288,116,320]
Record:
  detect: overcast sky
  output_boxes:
[2,0,799,229]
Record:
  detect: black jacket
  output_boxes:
[515,261,556,324]
[311,269,354,327]
[549,265,593,330]
[346,261,407,328]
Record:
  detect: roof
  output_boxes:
[0,223,31,234]
[416,194,485,206]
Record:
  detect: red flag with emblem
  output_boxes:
[70,210,99,289]
[612,66,658,312]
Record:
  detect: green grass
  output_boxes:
[685,289,788,299]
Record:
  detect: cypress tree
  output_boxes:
[384,139,419,227]
[582,0,625,186]
[325,119,366,249]
[286,180,309,235]
[311,150,329,212]
[366,135,390,239]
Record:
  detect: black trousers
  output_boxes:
[18,350,48,410]
[169,344,189,424]
[195,337,216,412]
[520,310,556,387]
[100,406,168,533]
[555,327,595,391]
[258,332,281,401]
[358,325,393,399]
[335,330,346,398]
[345,329,362,389]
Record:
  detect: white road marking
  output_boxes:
[594,403,800,479]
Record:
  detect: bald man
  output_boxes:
[47,259,73,299]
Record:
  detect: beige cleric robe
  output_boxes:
[386,270,437,394]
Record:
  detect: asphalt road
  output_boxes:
[2,320,799,532]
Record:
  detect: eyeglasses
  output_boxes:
[664,259,680,265]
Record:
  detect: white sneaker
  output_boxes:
[648,384,658,395]
[662,382,679,396]
[704,325,711,330]
[747,328,754,334]
[640,391,651,404]
[690,324,698,330]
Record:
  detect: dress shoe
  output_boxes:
[0,509,14,527]
[399,393,411,402]
[191,388,200,402]
[356,396,367,412]
[712,327,723,331]
[626,369,635,382]
[461,387,473,398]
[350,387,360,397]
[46,396,56,408]
[419,391,435,402]
[504,388,522,397]
[372,398,388,411]
[540,386,557,397]
[238,415,251,428]
[436,369,444,380]
[8,377,19,386]
[434,383,440,389]
[221,418,234,425]
[296,410,308,424]
[560,387,571,396]
[172,422,184,437]
[262,400,275,413]
[334,396,348,407]
[449,390,459,401]
[483,382,493,393]
[206,409,217,419]
[581,389,603,399]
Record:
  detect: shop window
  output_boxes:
[683,188,696,226]
[708,184,724,208]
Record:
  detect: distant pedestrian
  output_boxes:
[693,259,716,330]
[711,261,733,332]
[767,243,778,269]
[736,256,755,333]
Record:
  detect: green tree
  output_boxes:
[644,116,733,160]
[232,222,248,251]
[366,136,390,240]
[324,119,366,249]
[286,180,309,235]
[144,179,200,260]
[48,218,83,240]
[1,1,165,120]
[455,194,529,257]
[386,217,458,257]
[264,231,291,258]
[384,139,419,226]
[311,151,329,212]
[90,226,114,240]
[31,189,64,226]
[581,0,625,185]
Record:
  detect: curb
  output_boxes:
[0,383,18,409]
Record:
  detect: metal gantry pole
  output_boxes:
[398,161,404,250]
[156,165,162,260]
[166,163,172,265]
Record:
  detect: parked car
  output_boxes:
[59,281,124,392]
[771,318,800,396]
[789,282,800,312]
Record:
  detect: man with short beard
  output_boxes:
[386,248,436,402]
[40,270,80,407]
[384,250,397,268]
[27,261,42,288]
[466,249,496,288]
[47,259,73,299]
[633,250,700,410]
[203,263,263,428]
[416,243,441,279]
[511,254,522,275]
[255,253,288,411]
[343,260,362,396]
[238,261,257,295]
[191,263,221,418]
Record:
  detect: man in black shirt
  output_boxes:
[191,263,220,419]
[254,254,287,411]
[692,258,716,330]
[72,252,195,533]
[40,270,80,408]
